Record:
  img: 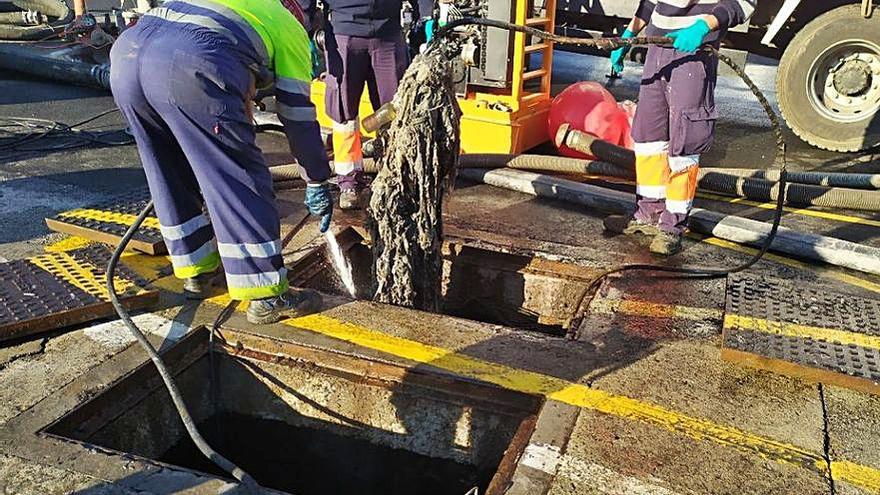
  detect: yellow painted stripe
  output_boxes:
[832,460,880,492]
[697,192,880,229]
[283,314,836,472]
[45,235,94,253]
[590,297,723,322]
[694,235,880,295]
[29,252,139,299]
[57,208,161,231]
[726,314,880,351]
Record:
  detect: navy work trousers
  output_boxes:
[110,19,289,300]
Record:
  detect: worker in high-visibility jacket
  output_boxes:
[605,0,755,255]
[109,0,333,324]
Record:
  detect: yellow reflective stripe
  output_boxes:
[227,277,288,300]
[725,314,880,351]
[29,252,139,299]
[57,208,161,231]
[172,251,221,279]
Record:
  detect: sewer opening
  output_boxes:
[301,232,597,337]
[45,327,540,495]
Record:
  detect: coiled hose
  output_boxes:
[556,124,880,210]
[0,0,70,40]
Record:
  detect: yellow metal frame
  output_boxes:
[311,0,556,154]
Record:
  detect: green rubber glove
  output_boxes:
[610,28,635,75]
[666,19,711,53]
[305,182,333,233]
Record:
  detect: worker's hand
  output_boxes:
[304,182,333,233]
[65,13,96,36]
[610,29,636,75]
[666,19,711,53]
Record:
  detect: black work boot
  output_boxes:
[246,288,323,325]
[183,271,219,300]
[603,214,661,237]
[650,231,683,256]
[339,188,370,210]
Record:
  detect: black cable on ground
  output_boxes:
[430,17,788,292]
[106,201,263,492]
[0,107,132,160]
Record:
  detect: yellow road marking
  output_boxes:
[590,297,723,322]
[726,314,880,351]
[282,314,880,488]
[45,235,94,253]
[30,252,139,299]
[56,208,161,231]
[695,235,880,295]
[832,461,880,492]
[697,192,880,229]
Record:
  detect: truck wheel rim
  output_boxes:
[806,39,880,124]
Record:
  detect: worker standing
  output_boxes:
[300,0,429,209]
[604,0,755,255]
[110,0,334,324]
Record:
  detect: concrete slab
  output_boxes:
[552,409,830,495]
[825,386,880,495]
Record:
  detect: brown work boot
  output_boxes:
[603,215,661,236]
[339,188,370,210]
[650,231,683,256]
[246,288,323,325]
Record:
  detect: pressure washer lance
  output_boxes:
[365,17,788,295]
[106,201,264,493]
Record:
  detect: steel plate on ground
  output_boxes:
[45,187,166,255]
[0,245,159,342]
[722,274,880,394]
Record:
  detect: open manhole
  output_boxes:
[44,327,540,494]
[297,230,598,337]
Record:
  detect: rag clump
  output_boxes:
[368,51,462,311]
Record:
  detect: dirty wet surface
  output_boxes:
[4,51,880,495]
[160,413,492,495]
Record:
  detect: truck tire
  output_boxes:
[777,4,880,152]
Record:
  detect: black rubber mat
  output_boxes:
[0,245,157,342]
[722,274,880,393]
[46,187,166,254]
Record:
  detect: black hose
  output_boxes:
[430,17,789,291]
[0,43,110,89]
[106,201,263,492]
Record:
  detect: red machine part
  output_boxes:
[548,81,635,159]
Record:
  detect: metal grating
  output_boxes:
[0,245,158,342]
[722,274,880,394]
[46,187,166,255]
[726,274,880,336]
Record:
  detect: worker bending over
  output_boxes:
[605,0,755,255]
[110,0,334,324]
[301,0,429,209]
